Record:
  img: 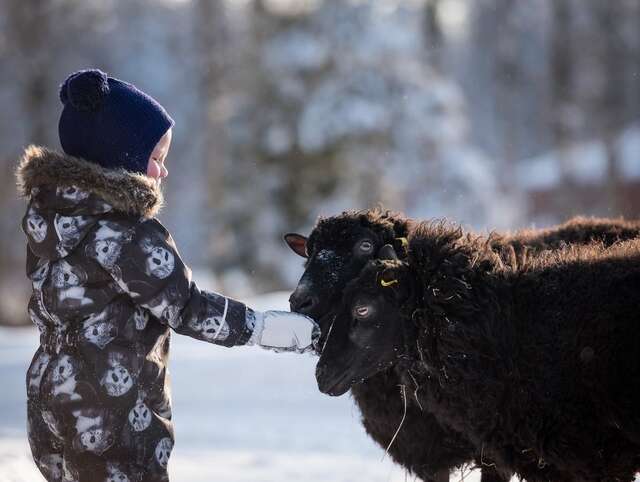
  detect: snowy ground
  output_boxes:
[0,292,482,482]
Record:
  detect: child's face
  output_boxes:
[147,129,172,185]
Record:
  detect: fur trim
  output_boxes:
[16,145,163,218]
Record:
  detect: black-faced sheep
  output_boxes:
[287,209,480,482]
[285,209,640,482]
[287,211,640,332]
[315,221,640,482]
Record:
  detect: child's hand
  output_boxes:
[253,310,320,353]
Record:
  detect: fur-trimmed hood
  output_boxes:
[16,145,163,219]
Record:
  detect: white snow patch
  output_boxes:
[263,30,330,73]
[1,296,638,482]
[0,293,468,482]
[564,140,608,184]
[618,123,640,179]
[515,153,562,191]
[515,123,640,191]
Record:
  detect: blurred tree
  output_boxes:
[591,1,629,215]
[1,0,59,324]
[550,0,578,219]
[547,0,640,218]
[220,0,517,292]
[192,0,230,268]
[423,0,444,70]
[1,0,639,309]
[5,0,55,145]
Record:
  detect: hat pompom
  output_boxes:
[59,69,110,112]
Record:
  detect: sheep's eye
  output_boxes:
[353,305,371,319]
[358,240,374,254]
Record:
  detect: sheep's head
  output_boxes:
[315,248,416,396]
[285,209,410,346]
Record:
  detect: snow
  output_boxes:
[514,153,562,191]
[3,300,639,482]
[515,124,640,191]
[298,71,394,152]
[0,292,481,482]
[618,123,640,180]
[220,0,525,290]
[564,141,608,184]
[264,31,330,73]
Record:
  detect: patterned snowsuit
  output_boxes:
[17,146,270,482]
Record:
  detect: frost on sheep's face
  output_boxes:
[315,257,414,397]
[286,221,398,343]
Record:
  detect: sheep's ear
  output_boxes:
[284,233,308,258]
[378,244,398,261]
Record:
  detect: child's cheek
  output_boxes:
[147,160,161,178]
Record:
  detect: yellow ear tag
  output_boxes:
[396,237,409,249]
[380,278,399,287]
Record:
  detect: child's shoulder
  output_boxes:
[16,144,164,220]
[93,216,168,242]
[130,217,176,249]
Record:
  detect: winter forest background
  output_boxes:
[1,0,640,325]
[1,1,640,480]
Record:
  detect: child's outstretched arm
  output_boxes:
[94,218,318,352]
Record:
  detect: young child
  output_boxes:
[16,69,318,482]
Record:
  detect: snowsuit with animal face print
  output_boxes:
[16,146,269,482]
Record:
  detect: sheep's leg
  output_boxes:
[414,467,449,482]
[433,468,449,482]
[480,466,510,482]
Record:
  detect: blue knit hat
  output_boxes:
[58,69,174,174]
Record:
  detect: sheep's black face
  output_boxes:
[285,213,404,346]
[287,226,383,322]
[315,259,415,396]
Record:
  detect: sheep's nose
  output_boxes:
[289,289,319,315]
[315,363,326,379]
